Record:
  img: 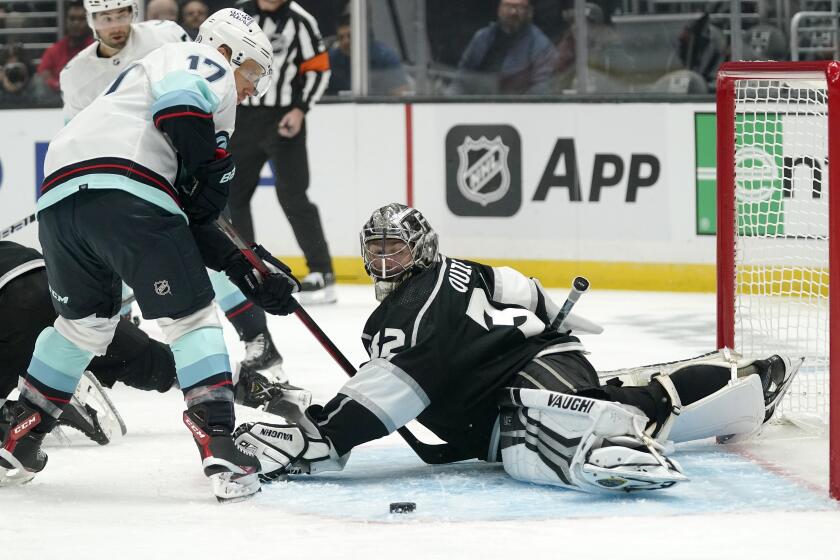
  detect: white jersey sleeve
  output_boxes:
[41,41,236,219]
[142,41,236,140]
[59,20,190,123]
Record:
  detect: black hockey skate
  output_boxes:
[183,406,261,503]
[297,272,337,305]
[240,331,285,381]
[235,368,312,420]
[57,397,110,445]
[0,401,48,486]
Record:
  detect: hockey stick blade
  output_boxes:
[214,215,466,465]
[549,276,590,331]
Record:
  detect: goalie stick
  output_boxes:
[549,276,590,331]
[213,215,470,464]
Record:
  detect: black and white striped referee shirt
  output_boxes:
[235,0,330,111]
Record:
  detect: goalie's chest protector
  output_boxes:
[362,257,568,416]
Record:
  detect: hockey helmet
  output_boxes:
[361,203,438,299]
[195,8,274,97]
[83,0,138,37]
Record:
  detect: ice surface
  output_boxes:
[4,286,837,560]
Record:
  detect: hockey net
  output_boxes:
[716,61,839,499]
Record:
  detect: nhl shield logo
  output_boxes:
[456,136,511,206]
[446,125,522,216]
[154,280,171,296]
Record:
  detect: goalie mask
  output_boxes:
[360,203,438,301]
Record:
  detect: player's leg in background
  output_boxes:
[228,108,273,245]
[0,267,135,446]
[0,268,58,405]
[2,197,121,484]
[268,119,336,304]
[208,269,286,381]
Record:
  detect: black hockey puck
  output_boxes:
[389,502,416,514]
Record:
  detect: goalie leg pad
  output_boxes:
[649,354,803,444]
[653,374,764,443]
[498,388,687,493]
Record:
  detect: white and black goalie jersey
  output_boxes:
[314,255,584,461]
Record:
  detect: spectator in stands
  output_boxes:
[36,1,92,93]
[179,0,208,40]
[0,43,55,105]
[145,0,178,21]
[325,13,410,96]
[676,13,726,91]
[453,0,558,95]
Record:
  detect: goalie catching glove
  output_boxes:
[233,405,348,482]
[225,245,301,316]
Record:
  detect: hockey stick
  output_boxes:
[0,213,36,240]
[549,276,590,331]
[213,215,466,464]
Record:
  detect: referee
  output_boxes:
[230,0,335,304]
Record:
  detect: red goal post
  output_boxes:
[716,61,839,500]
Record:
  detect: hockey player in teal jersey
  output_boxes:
[62,0,289,385]
[0,9,293,502]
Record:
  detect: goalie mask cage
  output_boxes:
[716,61,839,500]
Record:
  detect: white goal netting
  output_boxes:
[732,78,830,423]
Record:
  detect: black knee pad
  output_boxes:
[89,319,176,392]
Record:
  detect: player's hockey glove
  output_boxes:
[225,245,301,316]
[185,148,236,224]
[233,405,348,482]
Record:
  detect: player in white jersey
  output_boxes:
[60,0,188,123]
[1,9,292,502]
[61,0,293,390]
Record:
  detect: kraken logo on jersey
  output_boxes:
[456,135,511,207]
